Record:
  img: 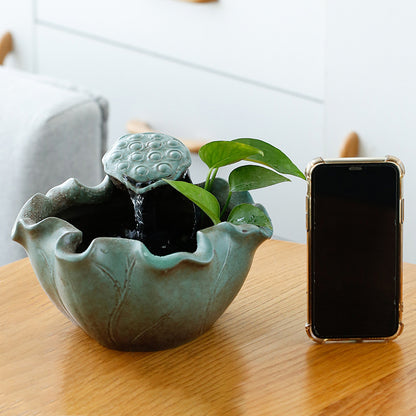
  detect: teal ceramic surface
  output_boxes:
[12,176,272,351]
[102,132,192,194]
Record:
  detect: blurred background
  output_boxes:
[1,0,415,262]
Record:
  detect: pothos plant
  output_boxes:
[164,138,305,232]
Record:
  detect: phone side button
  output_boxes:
[400,198,404,224]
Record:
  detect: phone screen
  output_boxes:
[310,162,401,339]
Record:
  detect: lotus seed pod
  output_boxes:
[102,133,192,195]
[102,133,199,256]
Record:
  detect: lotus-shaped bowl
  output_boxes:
[12,176,272,351]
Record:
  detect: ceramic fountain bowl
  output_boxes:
[12,175,272,351]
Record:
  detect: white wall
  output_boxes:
[0,0,34,70]
[34,22,322,245]
[2,1,416,262]
[326,0,416,262]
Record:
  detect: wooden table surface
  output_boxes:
[2,240,416,416]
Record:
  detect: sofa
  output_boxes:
[0,67,108,265]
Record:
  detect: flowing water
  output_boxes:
[126,170,200,256]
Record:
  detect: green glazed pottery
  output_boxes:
[11,134,272,351]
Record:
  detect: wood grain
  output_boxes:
[2,240,416,415]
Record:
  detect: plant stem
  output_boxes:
[220,191,232,219]
[209,168,219,189]
[204,168,214,190]
[205,167,219,192]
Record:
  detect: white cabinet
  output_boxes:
[326,0,416,262]
[36,25,322,243]
[4,1,416,261]
[2,1,326,244]
[36,0,325,100]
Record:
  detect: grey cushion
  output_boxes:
[0,67,108,265]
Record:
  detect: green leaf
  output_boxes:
[163,180,221,225]
[228,204,273,231]
[233,138,305,180]
[229,165,290,192]
[199,141,263,169]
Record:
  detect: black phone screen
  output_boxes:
[310,162,401,339]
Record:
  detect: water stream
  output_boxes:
[126,170,200,256]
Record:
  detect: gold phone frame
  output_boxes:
[305,156,405,343]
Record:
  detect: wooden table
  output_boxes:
[2,240,416,415]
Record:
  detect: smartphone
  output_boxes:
[305,156,404,342]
